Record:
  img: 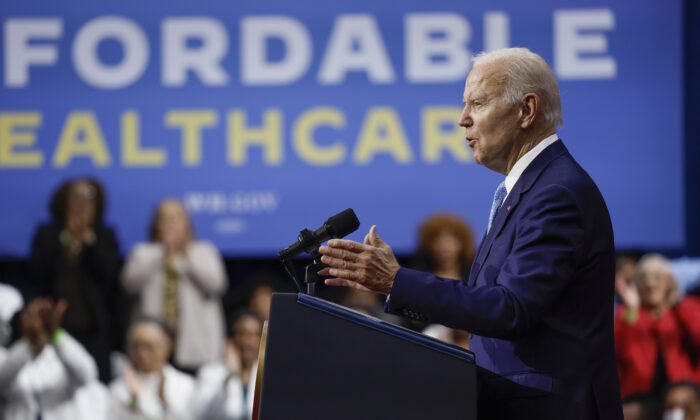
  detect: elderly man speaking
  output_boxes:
[319,48,623,419]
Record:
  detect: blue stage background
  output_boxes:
[0,0,684,257]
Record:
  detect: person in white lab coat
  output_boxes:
[192,310,262,420]
[0,296,99,420]
[109,318,195,420]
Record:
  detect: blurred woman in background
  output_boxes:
[411,213,476,283]
[412,213,476,345]
[121,199,228,373]
[29,178,121,382]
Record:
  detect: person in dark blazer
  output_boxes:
[318,47,623,419]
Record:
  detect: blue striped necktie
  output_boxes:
[487,181,507,233]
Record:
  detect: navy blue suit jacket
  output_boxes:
[387,140,623,419]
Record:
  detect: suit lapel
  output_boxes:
[468,140,569,286]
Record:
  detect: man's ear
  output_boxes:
[520,93,539,128]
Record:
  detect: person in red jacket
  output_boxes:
[615,253,700,417]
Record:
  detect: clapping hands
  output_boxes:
[20,298,68,354]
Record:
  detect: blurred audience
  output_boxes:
[110,318,195,419]
[663,382,700,420]
[616,253,639,291]
[0,282,24,348]
[28,178,120,382]
[411,213,476,283]
[121,198,228,373]
[339,284,413,329]
[615,253,640,310]
[670,257,700,296]
[193,310,263,420]
[615,254,700,416]
[410,213,476,337]
[11,180,700,420]
[248,284,274,322]
[0,297,99,420]
[341,288,382,316]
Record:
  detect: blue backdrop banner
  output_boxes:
[0,0,683,257]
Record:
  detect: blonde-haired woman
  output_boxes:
[122,199,228,373]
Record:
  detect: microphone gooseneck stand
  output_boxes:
[304,247,327,297]
[278,208,359,297]
[279,231,327,297]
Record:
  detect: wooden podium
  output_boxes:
[254,293,477,419]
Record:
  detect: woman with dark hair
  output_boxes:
[411,213,476,283]
[28,177,121,383]
[121,199,228,374]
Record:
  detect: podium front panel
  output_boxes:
[258,293,476,420]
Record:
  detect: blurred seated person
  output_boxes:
[411,213,476,283]
[248,284,275,322]
[109,318,195,419]
[29,178,120,382]
[663,382,700,420]
[339,288,412,329]
[616,253,639,290]
[122,199,228,372]
[615,254,700,402]
[341,288,382,316]
[0,297,100,420]
[193,310,262,420]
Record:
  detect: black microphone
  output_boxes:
[278,208,360,260]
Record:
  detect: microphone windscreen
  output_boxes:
[325,208,360,238]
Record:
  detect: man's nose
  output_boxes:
[459,112,472,128]
[458,106,471,127]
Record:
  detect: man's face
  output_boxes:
[459,62,521,174]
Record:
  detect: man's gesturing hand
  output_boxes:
[318,225,400,295]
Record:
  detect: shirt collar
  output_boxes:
[504,134,559,195]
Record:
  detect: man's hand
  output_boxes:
[319,225,400,295]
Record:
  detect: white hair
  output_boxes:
[473,48,563,129]
[635,253,675,280]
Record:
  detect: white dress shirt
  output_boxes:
[503,134,560,202]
